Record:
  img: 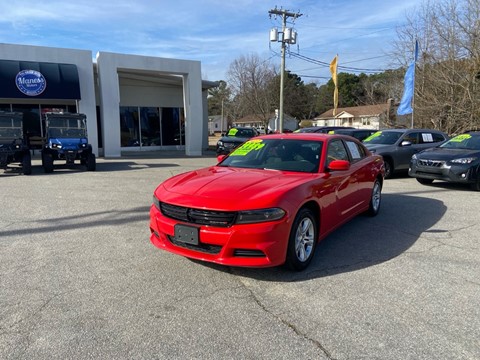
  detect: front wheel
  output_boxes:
[42,153,54,173]
[285,208,318,271]
[86,153,96,171]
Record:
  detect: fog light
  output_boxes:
[461,173,466,178]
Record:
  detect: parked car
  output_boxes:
[295,126,355,134]
[331,128,377,141]
[150,133,384,271]
[363,128,448,178]
[216,127,258,155]
[409,131,480,191]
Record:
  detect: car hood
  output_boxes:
[156,166,319,210]
[416,147,480,160]
[218,136,250,143]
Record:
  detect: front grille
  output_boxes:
[160,202,236,227]
[418,159,445,167]
[168,236,222,254]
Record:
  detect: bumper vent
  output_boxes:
[233,249,266,258]
[168,236,222,254]
[160,202,236,227]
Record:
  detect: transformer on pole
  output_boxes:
[269,7,302,133]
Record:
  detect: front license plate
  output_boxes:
[173,224,199,245]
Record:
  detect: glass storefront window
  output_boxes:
[12,104,42,138]
[120,107,140,147]
[119,106,184,148]
[140,107,160,146]
[161,107,184,145]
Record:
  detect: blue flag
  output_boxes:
[397,61,415,115]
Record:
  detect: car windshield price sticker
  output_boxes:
[230,139,265,156]
[451,134,471,142]
[227,128,238,136]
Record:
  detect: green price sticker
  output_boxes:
[450,134,471,142]
[230,139,265,156]
[227,128,238,136]
[364,131,382,142]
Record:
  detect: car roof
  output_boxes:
[377,128,445,133]
[256,132,361,142]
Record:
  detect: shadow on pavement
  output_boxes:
[195,193,447,282]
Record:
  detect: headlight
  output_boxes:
[217,141,223,146]
[52,143,62,149]
[235,208,285,224]
[411,154,417,160]
[152,195,161,210]
[450,157,477,164]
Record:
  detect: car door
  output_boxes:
[321,139,359,229]
[396,131,421,170]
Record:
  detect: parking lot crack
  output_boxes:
[235,275,336,360]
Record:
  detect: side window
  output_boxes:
[345,140,366,162]
[403,132,419,144]
[430,133,446,143]
[326,139,349,166]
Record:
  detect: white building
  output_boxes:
[0,43,216,157]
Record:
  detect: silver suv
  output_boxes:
[363,129,448,178]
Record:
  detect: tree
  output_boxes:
[226,54,276,125]
[392,0,480,133]
[208,80,231,116]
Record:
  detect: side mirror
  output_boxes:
[328,159,350,171]
[217,154,226,163]
[401,140,412,147]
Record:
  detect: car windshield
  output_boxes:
[363,131,402,145]
[218,138,323,173]
[0,116,23,138]
[227,128,256,138]
[440,134,480,150]
[47,116,87,138]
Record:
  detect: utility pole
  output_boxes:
[269,7,302,132]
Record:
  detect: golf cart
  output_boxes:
[0,111,32,175]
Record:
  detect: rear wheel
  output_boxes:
[42,153,54,173]
[22,152,32,175]
[416,178,434,185]
[383,159,393,179]
[285,208,317,271]
[367,179,382,216]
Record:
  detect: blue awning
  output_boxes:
[0,60,81,100]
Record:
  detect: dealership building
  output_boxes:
[0,43,216,157]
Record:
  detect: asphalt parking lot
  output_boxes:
[1,153,479,360]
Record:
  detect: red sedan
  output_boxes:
[149,133,384,271]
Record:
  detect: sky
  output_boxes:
[0,0,420,85]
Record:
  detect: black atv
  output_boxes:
[41,112,96,173]
[0,112,32,175]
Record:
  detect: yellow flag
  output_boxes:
[330,55,338,116]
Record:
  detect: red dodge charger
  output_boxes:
[150,133,384,271]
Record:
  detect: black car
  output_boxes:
[331,128,377,141]
[216,127,258,155]
[363,128,448,178]
[409,131,480,191]
[295,126,355,134]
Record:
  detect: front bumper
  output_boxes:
[409,160,478,184]
[149,205,291,268]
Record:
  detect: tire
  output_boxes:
[416,178,434,185]
[22,152,32,175]
[383,159,393,179]
[366,179,382,216]
[285,208,318,271]
[86,153,96,171]
[42,153,54,173]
